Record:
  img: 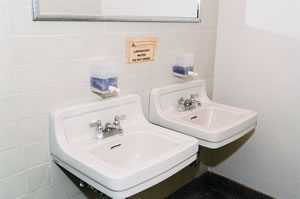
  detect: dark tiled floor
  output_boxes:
[167,172,274,199]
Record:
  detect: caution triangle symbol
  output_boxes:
[131,43,136,47]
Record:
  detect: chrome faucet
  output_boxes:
[177,94,201,112]
[90,115,126,139]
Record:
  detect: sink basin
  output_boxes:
[89,132,178,169]
[180,106,243,130]
[50,94,198,199]
[149,80,257,149]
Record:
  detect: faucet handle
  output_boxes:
[115,115,126,121]
[114,115,126,125]
[90,120,102,128]
[191,94,201,107]
[178,97,185,105]
[191,94,199,99]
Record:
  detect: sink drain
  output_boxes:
[110,144,122,150]
[191,116,198,120]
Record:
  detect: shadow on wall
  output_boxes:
[209,130,255,167]
[55,165,104,198]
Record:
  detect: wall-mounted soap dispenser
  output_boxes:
[173,52,198,79]
[90,59,120,98]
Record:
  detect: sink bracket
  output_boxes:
[190,146,201,168]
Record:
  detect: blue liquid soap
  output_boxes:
[90,77,118,92]
[173,66,194,76]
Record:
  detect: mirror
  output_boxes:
[32,0,201,23]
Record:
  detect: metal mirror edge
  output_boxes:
[32,0,201,23]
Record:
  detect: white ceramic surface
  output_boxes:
[212,1,300,197]
[149,80,257,149]
[50,94,198,199]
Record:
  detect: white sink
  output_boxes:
[50,94,198,199]
[149,80,257,149]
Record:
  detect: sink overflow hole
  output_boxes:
[191,116,198,120]
[110,144,122,150]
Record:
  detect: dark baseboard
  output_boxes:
[167,172,274,199]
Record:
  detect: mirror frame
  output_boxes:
[32,0,201,23]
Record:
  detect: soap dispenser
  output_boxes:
[90,59,120,98]
[173,52,198,78]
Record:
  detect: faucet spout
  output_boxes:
[90,115,126,139]
[177,94,201,112]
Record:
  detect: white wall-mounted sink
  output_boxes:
[149,80,257,149]
[50,94,198,199]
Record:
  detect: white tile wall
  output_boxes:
[0,38,13,67]
[15,64,43,93]
[0,147,25,178]
[23,141,49,168]
[19,115,49,145]
[0,172,27,199]
[0,123,21,151]
[27,163,51,192]
[0,68,16,96]
[0,96,19,124]
[0,0,218,198]
[25,187,52,199]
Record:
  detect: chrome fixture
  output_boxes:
[79,180,86,188]
[90,115,126,139]
[190,146,201,168]
[79,180,106,197]
[32,0,201,23]
[89,120,103,139]
[178,94,201,112]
